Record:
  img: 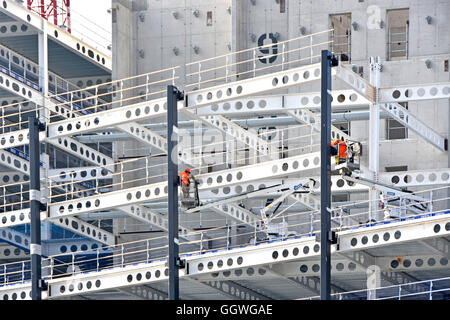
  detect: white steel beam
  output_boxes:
[186,63,322,108]
[0,149,31,174]
[378,254,449,272]
[48,152,376,222]
[193,90,370,117]
[47,136,114,167]
[0,171,28,184]
[378,168,450,188]
[0,63,42,100]
[0,244,28,260]
[0,227,29,251]
[0,174,369,231]
[0,207,114,245]
[67,76,112,89]
[49,151,323,219]
[0,22,37,37]
[116,122,167,153]
[48,98,170,138]
[380,83,450,103]
[338,214,450,252]
[290,192,320,211]
[48,167,112,183]
[0,130,113,167]
[51,216,115,246]
[333,64,376,102]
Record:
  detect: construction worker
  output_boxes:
[180,168,192,199]
[330,139,347,164]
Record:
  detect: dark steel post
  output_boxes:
[29,116,42,300]
[167,85,183,300]
[320,50,333,300]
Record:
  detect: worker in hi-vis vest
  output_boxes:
[180,168,192,198]
[330,139,347,164]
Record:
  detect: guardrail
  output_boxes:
[301,276,450,300]
[0,186,448,287]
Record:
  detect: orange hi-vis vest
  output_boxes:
[331,139,347,159]
[180,171,191,185]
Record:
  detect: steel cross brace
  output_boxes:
[0,132,114,168]
[0,207,115,245]
[118,204,195,241]
[115,121,196,166]
[419,238,450,258]
[195,278,275,300]
[186,111,277,159]
[116,122,168,153]
[118,285,169,300]
[380,102,447,151]
[286,108,351,142]
[377,168,450,188]
[210,203,261,229]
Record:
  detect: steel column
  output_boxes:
[320,50,333,300]
[368,57,381,221]
[167,85,183,300]
[29,116,43,300]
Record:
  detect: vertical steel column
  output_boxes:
[320,50,333,300]
[167,85,183,300]
[29,116,42,300]
[369,57,381,222]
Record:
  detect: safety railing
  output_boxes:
[0,260,31,286]
[330,185,450,231]
[184,29,333,91]
[0,180,30,212]
[301,277,450,300]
